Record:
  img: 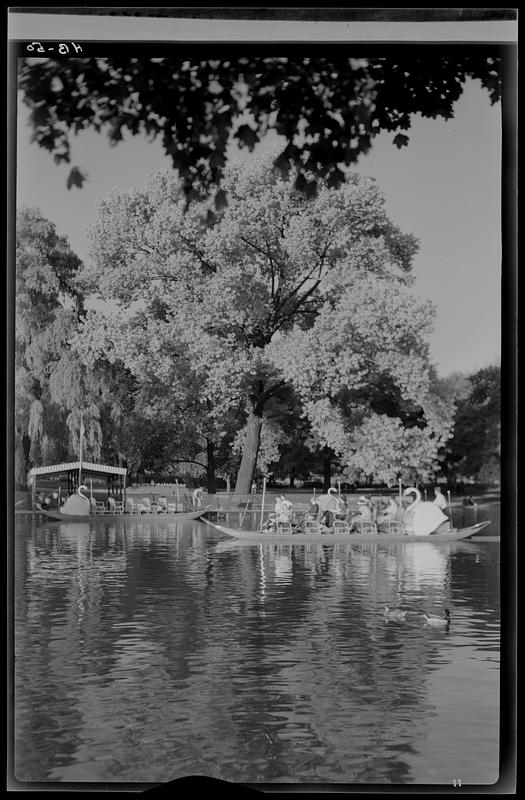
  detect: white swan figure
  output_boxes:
[317,487,339,513]
[60,484,91,516]
[403,487,450,536]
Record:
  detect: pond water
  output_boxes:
[13,504,501,787]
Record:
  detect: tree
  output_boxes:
[15,207,86,483]
[272,274,454,485]
[17,53,501,205]
[71,290,247,493]
[441,365,500,484]
[72,157,453,495]
[15,207,147,487]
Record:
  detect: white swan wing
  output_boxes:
[412,503,449,536]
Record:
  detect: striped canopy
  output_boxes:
[27,461,127,481]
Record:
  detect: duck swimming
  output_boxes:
[423,608,450,627]
[384,605,407,622]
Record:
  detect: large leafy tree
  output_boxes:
[17,52,501,205]
[273,273,454,485]
[71,293,246,492]
[72,157,453,494]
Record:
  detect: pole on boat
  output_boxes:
[240,496,251,526]
[447,489,454,528]
[78,410,84,488]
[398,477,402,505]
[258,477,267,533]
[176,480,180,511]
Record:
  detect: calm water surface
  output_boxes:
[14,504,500,786]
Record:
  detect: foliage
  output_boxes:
[441,364,500,484]
[232,417,284,478]
[71,157,454,491]
[15,207,87,480]
[71,286,244,487]
[271,273,454,485]
[14,207,143,484]
[18,53,501,204]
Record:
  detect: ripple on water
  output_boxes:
[14,518,501,785]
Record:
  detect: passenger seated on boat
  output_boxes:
[300,496,320,531]
[317,487,338,529]
[263,494,293,532]
[334,495,348,520]
[349,496,373,531]
[271,494,292,521]
[327,495,349,533]
[306,496,320,518]
[377,498,399,530]
[279,495,293,519]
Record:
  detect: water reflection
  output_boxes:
[14,516,500,785]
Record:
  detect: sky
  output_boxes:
[15,71,502,377]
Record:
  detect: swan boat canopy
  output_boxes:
[28,461,127,508]
[28,461,206,522]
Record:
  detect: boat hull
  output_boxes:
[35,507,207,523]
[203,519,491,544]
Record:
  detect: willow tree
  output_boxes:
[75,156,452,494]
[15,207,128,486]
[15,207,85,482]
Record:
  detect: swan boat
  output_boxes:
[34,481,209,522]
[202,518,491,544]
[35,506,208,523]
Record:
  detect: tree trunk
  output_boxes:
[206,438,217,494]
[323,453,332,492]
[14,434,27,489]
[234,404,263,497]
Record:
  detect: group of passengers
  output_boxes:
[263,490,374,534]
[263,486,448,534]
